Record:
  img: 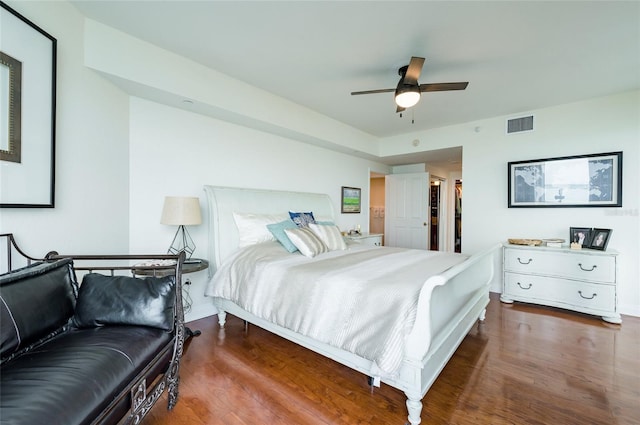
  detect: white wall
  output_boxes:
[380,91,640,316]
[2,2,637,320]
[0,2,390,322]
[0,1,130,256]
[128,98,388,320]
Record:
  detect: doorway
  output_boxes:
[369,146,462,251]
[454,179,462,253]
[369,174,386,243]
[430,179,442,251]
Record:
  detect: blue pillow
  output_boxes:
[289,211,316,227]
[267,220,299,252]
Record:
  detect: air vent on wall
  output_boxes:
[506,115,534,134]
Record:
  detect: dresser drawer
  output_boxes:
[504,272,616,313]
[504,248,615,283]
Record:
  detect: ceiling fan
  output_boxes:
[351,57,468,113]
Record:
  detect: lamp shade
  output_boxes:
[395,85,421,108]
[160,196,202,226]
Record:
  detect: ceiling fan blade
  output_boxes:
[351,88,395,96]
[419,82,469,92]
[403,57,425,85]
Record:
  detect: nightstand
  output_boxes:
[134,258,209,338]
[345,233,383,247]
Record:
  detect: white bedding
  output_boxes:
[206,242,468,376]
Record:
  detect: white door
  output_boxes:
[384,172,430,249]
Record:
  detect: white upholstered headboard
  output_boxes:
[203,185,335,273]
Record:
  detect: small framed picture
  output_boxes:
[588,229,612,251]
[569,227,592,247]
[341,186,361,214]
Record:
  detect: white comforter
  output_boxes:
[206,242,468,376]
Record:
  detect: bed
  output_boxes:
[203,185,499,425]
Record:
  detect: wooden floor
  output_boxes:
[144,293,640,425]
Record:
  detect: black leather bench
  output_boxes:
[0,243,186,425]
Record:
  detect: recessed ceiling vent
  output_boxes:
[506,115,534,134]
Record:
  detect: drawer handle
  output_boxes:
[517,257,533,265]
[516,282,532,290]
[578,263,597,272]
[578,291,597,300]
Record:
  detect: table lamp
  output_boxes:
[160,196,202,258]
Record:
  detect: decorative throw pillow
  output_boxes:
[267,220,299,253]
[73,273,176,331]
[284,227,328,258]
[233,212,288,247]
[288,211,316,227]
[309,223,347,251]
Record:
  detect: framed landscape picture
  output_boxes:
[341,186,361,213]
[508,152,622,208]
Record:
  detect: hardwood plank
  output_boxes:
[144,293,640,424]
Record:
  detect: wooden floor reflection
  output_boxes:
[144,293,640,425]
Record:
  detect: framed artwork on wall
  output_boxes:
[508,152,623,208]
[341,186,361,214]
[0,2,57,208]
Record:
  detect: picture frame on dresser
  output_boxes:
[508,151,623,208]
[569,227,592,247]
[589,229,612,251]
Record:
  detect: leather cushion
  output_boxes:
[0,259,76,362]
[0,326,173,425]
[73,273,176,331]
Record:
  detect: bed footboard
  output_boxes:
[400,243,500,424]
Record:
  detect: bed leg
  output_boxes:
[367,376,381,388]
[479,308,487,322]
[405,395,422,425]
[217,311,227,328]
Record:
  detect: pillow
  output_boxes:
[73,273,176,331]
[266,220,299,253]
[233,212,288,247]
[284,227,328,258]
[289,211,316,227]
[309,223,347,251]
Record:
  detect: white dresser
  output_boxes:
[501,244,620,324]
[345,233,383,247]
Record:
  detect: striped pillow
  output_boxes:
[284,227,328,257]
[309,223,347,251]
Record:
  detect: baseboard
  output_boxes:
[185,302,218,323]
[619,303,640,318]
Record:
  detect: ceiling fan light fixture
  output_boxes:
[395,86,421,108]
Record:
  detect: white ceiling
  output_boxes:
[70,0,640,166]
